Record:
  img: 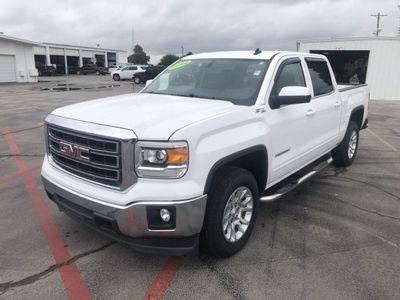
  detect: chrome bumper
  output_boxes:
[42,176,207,253]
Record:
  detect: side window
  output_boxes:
[305,59,333,96]
[272,61,306,96]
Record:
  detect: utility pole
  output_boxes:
[398,3,400,36]
[371,12,387,36]
[132,27,135,53]
[181,45,184,57]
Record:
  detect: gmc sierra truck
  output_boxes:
[41,51,369,257]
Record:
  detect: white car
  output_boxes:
[42,51,369,257]
[111,65,147,81]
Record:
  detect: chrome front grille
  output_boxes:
[48,125,121,187]
[45,115,137,190]
[45,118,138,190]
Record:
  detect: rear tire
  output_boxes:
[332,121,359,167]
[200,166,259,258]
[113,74,120,81]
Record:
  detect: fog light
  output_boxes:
[160,209,171,222]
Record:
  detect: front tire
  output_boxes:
[113,74,120,81]
[332,121,359,167]
[200,166,259,258]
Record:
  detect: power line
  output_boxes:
[371,12,388,36]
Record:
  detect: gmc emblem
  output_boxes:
[59,141,90,162]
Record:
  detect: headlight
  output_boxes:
[135,141,189,178]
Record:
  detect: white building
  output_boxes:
[0,35,39,83]
[33,42,128,75]
[298,37,400,101]
[0,33,128,83]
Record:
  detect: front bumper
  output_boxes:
[42,176,207,255]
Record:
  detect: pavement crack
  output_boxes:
[0,154,42,158]
[0,124,44,136]
[332,176,400,201]
[314,190,400,222]
[0,241,115,295]
[198,255,248,300]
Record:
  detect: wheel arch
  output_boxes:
[349,105,365,129]
[203,145,268,196]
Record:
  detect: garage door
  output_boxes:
[0,55,17,83]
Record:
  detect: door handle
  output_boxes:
[334,101,341,107]
[306,109,315,117]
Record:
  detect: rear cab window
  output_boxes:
[305,58,334,97]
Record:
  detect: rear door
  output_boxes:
[121,66,137,79]
[305,58,341,152]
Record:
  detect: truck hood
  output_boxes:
[51,93,240,140]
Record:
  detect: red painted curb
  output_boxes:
[142,257,184,300]
[2,130,91,300]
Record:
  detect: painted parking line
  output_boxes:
[2,130,91,300]
[367,128,399,153]
[142,256,183,300]
[0,165,41,185]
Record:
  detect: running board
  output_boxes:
[260,157,333,202]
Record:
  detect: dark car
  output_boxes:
[37,65,57,76]
[133,65,166,84]
[80,64,108,75]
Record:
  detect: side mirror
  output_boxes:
[145,79,153,87]
[270,86,311,108]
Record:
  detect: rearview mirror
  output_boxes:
[145,79,153,87]
[270,86,311,108]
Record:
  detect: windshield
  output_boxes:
[142,58,270,106]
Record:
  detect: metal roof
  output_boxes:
[41,42,127,52]
[0,34,40,45]
[298,36,400,44]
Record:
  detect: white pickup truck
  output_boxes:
[41,51,369,257]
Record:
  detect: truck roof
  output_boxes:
[184,51,318,60]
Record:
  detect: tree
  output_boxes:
[185,51,193,56]
[159,54,179,66]
[128,44,150,64]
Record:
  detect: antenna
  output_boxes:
[254,48,262,55]
[371,12,388,36]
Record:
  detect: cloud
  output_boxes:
[1,0,399,63]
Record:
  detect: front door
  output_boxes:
[266,57,315,185]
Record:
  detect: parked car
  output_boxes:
[108,65,120,74]
[133,65,167,84]
[37,65,57,76]
[68,66,81,75]
[80,64,108,75]
[42,51,369,258]
[111,65,147,81]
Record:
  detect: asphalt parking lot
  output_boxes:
[0,75,399,299]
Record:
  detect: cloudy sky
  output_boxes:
[1,0,399,63]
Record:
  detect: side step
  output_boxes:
[260,157,333,202]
